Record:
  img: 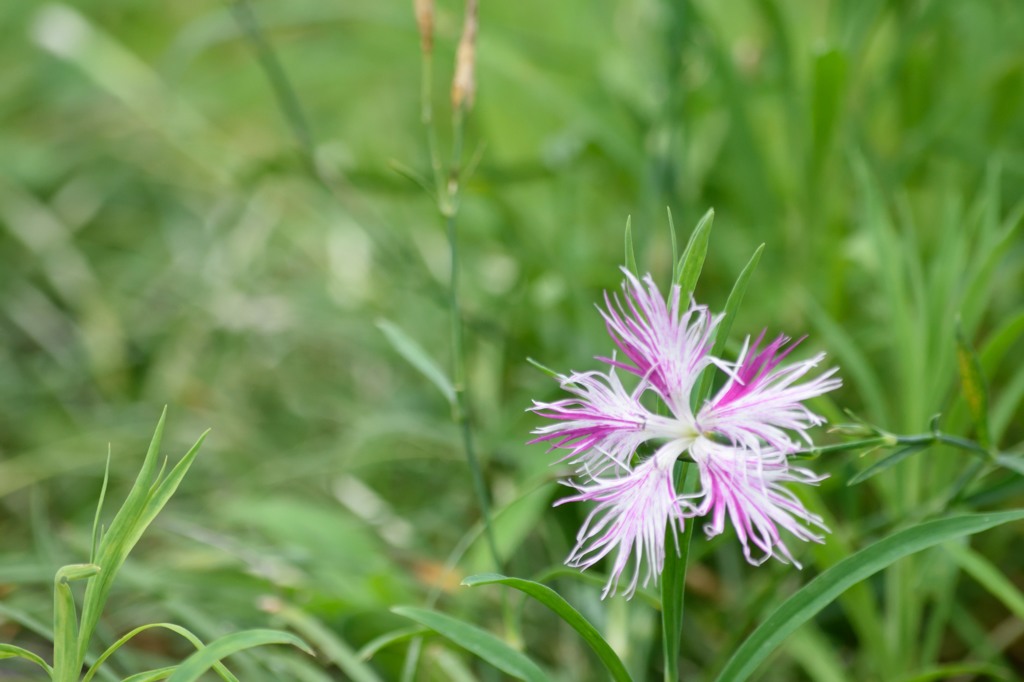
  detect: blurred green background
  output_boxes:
[2,0,1023,680]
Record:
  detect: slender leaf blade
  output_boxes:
[676,208,714,295]
[0,644,53,675]
[462,573,632,682]
[272,604,384,682]
[165,629,311,682]
[945,543,1024,620]
[995,454,1024,476]
[53,571,82,682]
[122,666,178,682]
[356,627,428,662]
[661,463,698,682]
[696,243,764,401]
[377,319,456,405]
[90,449,111,564]
[79,409,169,659]
[624,215,637,276]
[714,510,1024,682]
[895,662,1010,682]
[847,443,929,486]
[393,606,550,682]
[667,208,679,281]
[83,622,239,682]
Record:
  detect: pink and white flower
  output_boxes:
[530,270,840,597]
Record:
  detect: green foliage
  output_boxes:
[0,414,308,680]
[714,510,1024,682]
[393,607,550,682]
[462,573,631,682]
[2,0,1024,679]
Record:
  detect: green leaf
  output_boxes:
[995,454,1024,476]
[121,666,178,682]
[956,324,992,450]
[530,566,660,610]
[356,626,428,662]
[945,543,1024,620]
[714,510,1024,682]
[57,563,101,582]
[661,463,699,682]
[83,622,240,682]
[376,318,456,406]
[675,208,714,296]
[462,573,632,682]
[388,159,436,197]
[847,443,929,486]
[624,215,638,276]
[895,662,1011,682]
[90,448,111,564]
[392,606,551,682]
[667,208,679,281]
[0,643,53,675]
[54,564,97,682]
[526,356,559,379]
[78,408,170,659]
[272,604,384,682]
[695,243,764,402]
[714,243,763,357]
[136,430,210,540]
[165,629,312,682]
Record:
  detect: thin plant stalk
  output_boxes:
[443,105,501,570]
[425,0,500,572]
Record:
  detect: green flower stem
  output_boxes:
[445,105,501,570]
[791,431,992,460]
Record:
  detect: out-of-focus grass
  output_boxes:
[1,0,1023,680]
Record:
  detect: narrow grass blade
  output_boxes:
[228,0,315,157]
[675,208,714,296]
[54,564,98,682]
[624,215,637,275]
[895,662,1011,682]
[393,606,551,682]
[526,357,559,379]
[165,629,311,682]
[661,463,698,682]
[90,448,111,564]
[83,623,239,682]
[714,510,1024,682]
[356,627,428,662]
[847,443,929,486]
[531,567,660,610]
[0,601,53,639]
[956,324,992,450]
[0,644,53,675]
[945,543,1024,620]
[78,408,169,659]
[121,666,177,682]
[667,208,679,281]
[714,243,763,356]
[136,430,210,538]
[377,319,456,406]
[428,646,479,682]
[696,244,763,401]
[979,308,1024,373]
[462,573,632,682]
[272,604,383,682]
[784,628,850,682]
[995,454,1024,476]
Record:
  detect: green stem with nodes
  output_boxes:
[444,106,501,570]
[791,430,994,461]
